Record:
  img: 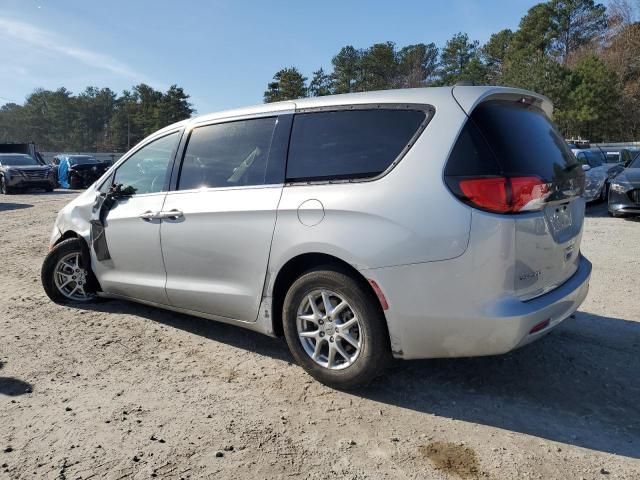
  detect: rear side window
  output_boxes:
[286,109,426,181]
[178,117,277,190]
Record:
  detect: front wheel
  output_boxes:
[0,176,13,194]
[282,268,391,389]
[41,238,98,304]
[599,182,608,202]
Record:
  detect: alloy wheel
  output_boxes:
[296,289,362,370]
[53,252,95,302]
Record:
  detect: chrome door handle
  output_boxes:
[138,210,159,221]
[158,209,184,220]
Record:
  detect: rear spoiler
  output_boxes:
[452,86,553,118]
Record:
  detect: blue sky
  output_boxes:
[0,0,546,113]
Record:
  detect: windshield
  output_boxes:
[576,150,602,168]
[68,156,98,165]
[605,151,621,163]
[584,150,603,167]
[629,154,640,169]
[0,154,39,166]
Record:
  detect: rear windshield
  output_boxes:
[0,155,38,166]
[468,100,579,181]
[286,109,426,181]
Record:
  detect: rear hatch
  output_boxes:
[446,91,585,299]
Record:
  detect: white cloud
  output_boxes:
[0,16,145,81]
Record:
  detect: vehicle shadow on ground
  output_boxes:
[0,203,33,212]
[0,361,33,397]
[365,312,640,459]
[585,200,609,217]
[70,302,639,458]
[72,300,293,363]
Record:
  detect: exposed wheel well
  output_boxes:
[270,252,388,338]
[55,230,80,245]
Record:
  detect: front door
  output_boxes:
[160,115,285,321]
[92,131,181,304]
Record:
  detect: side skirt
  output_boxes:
[96,292,278,337]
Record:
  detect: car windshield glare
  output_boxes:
[1,155,39,166]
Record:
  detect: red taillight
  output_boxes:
[458,177,510,213]
[457,176,550,214]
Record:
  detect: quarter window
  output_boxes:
[286,109,426,181]
[178,117,277,190]
[112,132,180,195]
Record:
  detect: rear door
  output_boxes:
[448,94,586,299]
[160,113,291,321]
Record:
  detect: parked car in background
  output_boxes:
[0,153,56,194]
[42,86,591,388]
[572,148,610,202]
[55,154,110,189]
[601,147,638,167]
[608,153,640,217]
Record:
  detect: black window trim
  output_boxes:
[96,128,184,196]
[285,103,435,186]
[171,113,287,193]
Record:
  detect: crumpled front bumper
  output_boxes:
[583,176,605,202]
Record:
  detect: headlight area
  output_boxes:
[611,180,632,193]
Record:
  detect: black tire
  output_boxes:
[41,238,99,304]
[599,182,608,202]
[0,176,13,194]
[45,186,54,192]
[282,267,391,389]
[69,177,81,189]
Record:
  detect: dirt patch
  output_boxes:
[420,441,482,479]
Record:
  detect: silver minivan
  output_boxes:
[42,86,592,388]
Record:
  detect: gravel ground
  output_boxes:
[0,191,639,480]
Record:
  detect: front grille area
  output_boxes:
[629,189,640,204]
[21,169,48,179]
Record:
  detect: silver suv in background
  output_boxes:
[42,87,591,389]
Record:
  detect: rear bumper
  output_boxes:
[362,255,591,360]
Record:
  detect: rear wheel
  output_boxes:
[41,238,98,304]
[282,268,390,389]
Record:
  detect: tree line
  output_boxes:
[0,84,193,152]
[264,0,640,142]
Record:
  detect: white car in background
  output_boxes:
[572,149,609,202]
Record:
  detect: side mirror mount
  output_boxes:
[581,164,591,172]
[107,183,136,200]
